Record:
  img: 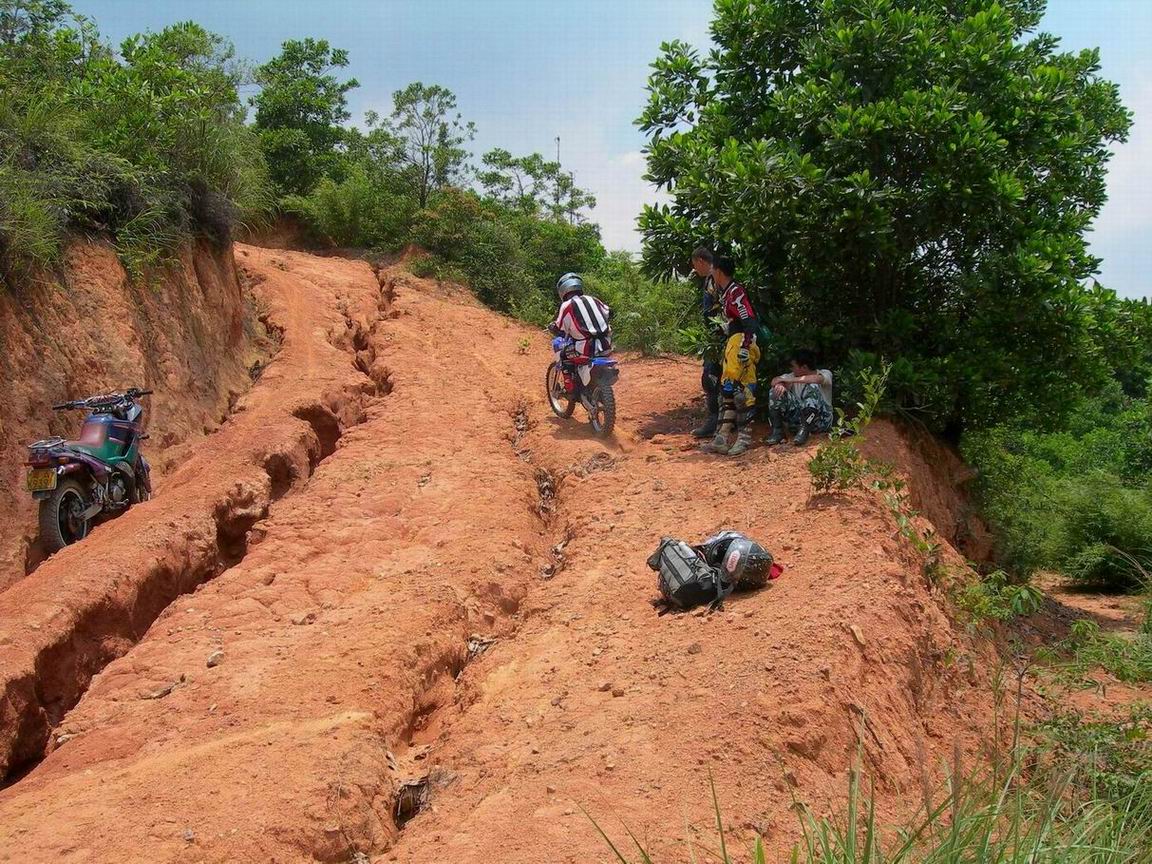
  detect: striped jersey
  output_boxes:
[554,294,612,342]
[719,280,757,346]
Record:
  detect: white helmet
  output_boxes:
[555,272,584,299]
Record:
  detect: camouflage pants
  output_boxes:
[767,384,833,432]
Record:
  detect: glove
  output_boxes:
[547,323,561,336]
[736,347,750,364]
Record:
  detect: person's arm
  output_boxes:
[788,372,826,386]
[551,299,572,336]
[728,285,757,348]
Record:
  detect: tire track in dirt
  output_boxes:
[383,373,1003,863]
[0,264,560,863]
[0,252,1004,863]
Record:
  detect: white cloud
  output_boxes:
[574,149,669,254]
[1088,81,1152,298]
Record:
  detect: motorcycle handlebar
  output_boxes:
[52,389,151,410]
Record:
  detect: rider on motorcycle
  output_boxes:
[548,272,613,393]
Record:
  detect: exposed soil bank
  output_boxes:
[0,254,1005,863]
[0,239,271,588]
[0,246,381,783]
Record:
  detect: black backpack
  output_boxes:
[647,538,733,612]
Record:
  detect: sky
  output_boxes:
[72,0,1151,299]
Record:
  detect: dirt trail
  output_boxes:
[0,249,998,862]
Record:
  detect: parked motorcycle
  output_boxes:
[25,388,153,553]
[545,336,619,437]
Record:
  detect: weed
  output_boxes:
[807,362,891,495]
[1038,619,1152,686]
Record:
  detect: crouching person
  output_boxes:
[766,349,833,446]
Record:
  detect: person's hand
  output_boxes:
[773,383,787,398]
[547,323,561,336]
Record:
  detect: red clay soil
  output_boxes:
[0,250,1003,863]
[0,239,270,589]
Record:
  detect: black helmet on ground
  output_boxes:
[719,537,775,588]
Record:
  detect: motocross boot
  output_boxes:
[692,414,719,438]
[727,428,753,456]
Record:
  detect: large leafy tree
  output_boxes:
[251,38,358,196]
[638,0,1130,431]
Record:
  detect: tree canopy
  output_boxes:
[638,0,1132,431]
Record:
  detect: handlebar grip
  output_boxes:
[51,403,70,410]
[139,389,153,396]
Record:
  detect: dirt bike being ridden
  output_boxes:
[546,335,620,436]
[545,272,619,437]
[25,388,153,553]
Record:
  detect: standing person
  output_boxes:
[690,247,723,438]
[703,256,760,456]
[549,272,613,393]
[766,349,834,446]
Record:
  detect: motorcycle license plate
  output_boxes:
[26,468,57,492]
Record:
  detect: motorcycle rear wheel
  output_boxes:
[546,362,576,418]
[589,384,616,438]
[38,479,91,553]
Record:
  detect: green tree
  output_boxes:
[479,147,596,223]
[382,82,475,208]
[251,38,358,196]
[638,0,1131,431]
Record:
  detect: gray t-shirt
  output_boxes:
[780,369,833,406]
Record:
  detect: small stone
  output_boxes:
[291,612,317,626]
[597,681,613,692]
[261,572,276,586]
[687,642,702,655]
[183,829,195,843]
[206,650,224,668]
[605,763,616,771]
[546,785,557,794]
[850,625,866,647]
[611,688,626,698]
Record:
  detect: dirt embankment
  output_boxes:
[0,249,1006,863]
[0,239,271,587]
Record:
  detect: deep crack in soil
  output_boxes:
[1,251,1006,864]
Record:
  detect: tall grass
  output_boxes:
[589,747,1152,863]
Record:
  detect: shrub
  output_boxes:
[584,252,694,355]
[964,401,1152,589]
[283,165,415,249]
[0,9,274,283]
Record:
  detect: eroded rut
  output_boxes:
[0,250,1002,864]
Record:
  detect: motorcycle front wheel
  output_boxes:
[588,384,617,438]
[545,362,576,418]
[38,478,91,553]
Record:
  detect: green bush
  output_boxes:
[964,398,1152,589]
[584,252,694,355]
[0,6,273,283]
[283,165,415,249]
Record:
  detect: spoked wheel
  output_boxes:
[545,362,576,418]
[38,479,91,553]
[588,384,617,437]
